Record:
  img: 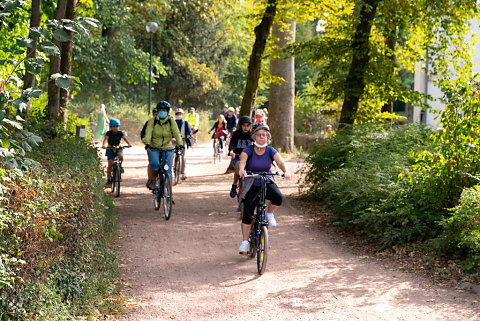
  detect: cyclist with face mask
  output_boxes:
[144,101,184,190]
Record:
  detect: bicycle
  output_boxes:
[152,149,173,220]
[213,136,223,164]
[173,145,183,186]
[104,146,129,197]
[243,171,283,275]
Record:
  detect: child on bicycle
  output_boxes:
[102,118,132,187]
[228,116,253,198]
[208,114,228,152]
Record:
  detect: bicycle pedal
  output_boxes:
[239,251,248,255]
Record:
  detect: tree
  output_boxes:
[59,0,77,125]
[47,0,67,121]
[339,0,380,126]
[269,18,296,152]
[239,0,278,117]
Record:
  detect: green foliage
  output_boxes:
[0,137,119,319]
[304,123,437,248]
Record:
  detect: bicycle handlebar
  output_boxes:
[245,171,284,178]
[103,145,131,149]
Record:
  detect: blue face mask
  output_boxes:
[158,111,168,119]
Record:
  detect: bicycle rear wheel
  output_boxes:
[162,173,172,220]
[174,154,180,185]
[257,225,269,275]
[114,165,121,197]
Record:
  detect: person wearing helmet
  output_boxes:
[237,122,291,254]
[185,107,199,146]
[221,104,229,118]
[253,108,265,124]
[228,116,253,198]
[225,106,238,136]
[144,101,184,190]
[235,107,240,118]
[102,118,132,187]
[174,108,192,180]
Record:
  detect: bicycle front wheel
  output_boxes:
[153,178,161,211]
[114,166,121,197]
[174,154,180,185]
[257,225,269,275]
[110,168,116,194]
[162,173,172,220]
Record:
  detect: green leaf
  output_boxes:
[83,17,101,28]
[28,88,42,98]
[40,42,60,57]
[16,37,35,48]
[52,29,71,42]
[1,139,11,149]
[21,141,32,153]
[55,76,70,89]
[24,59,40,75]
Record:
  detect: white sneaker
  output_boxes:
[238,240,249,254]
[266,213,277,227]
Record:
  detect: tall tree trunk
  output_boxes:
[269,19,296,153]
[239,0,278,118]
[47,0,67,122]
[23,0,41,91]
[22,0,42,122]
[59,0,77,127]
[381,14,397,114]
[339,0,380,126]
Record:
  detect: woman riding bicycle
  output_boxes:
[144,101,184,190]
[208,114,228,152]
[237,122,291,254]
[102,118,132,187]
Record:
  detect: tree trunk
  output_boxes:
[59,0,77,127]
[47,0,67,122]
[339,0,380,126]
[381,16,397,114]
[269,19,296,153]
[23,0,41,91]
[239,0,278,118]
[22,0,42,122]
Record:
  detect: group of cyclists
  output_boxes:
[102,101,291,255]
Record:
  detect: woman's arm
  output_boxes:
[273,152,291,180]
[238,151,249,177]
[102,134,108,149]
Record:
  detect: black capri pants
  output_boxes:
[242,182,283,225]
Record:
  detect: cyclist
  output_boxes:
[208,114,228,152]
[235,107,240,118]
[225,106,238,137]
[324,124,335,139]
[174,108,192,180]
[144,101,184,190]
[102,118,132,187]
[237,122,291,254]
[228,116,253,198]
[186,107,199,145]
[253,108,266,125]
[221,104,229,118]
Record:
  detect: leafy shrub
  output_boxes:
[304,122,437,248]
[436,185,480,272]
[0,137,118,319]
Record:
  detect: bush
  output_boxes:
[304,123,438,248]
[437,185,480,272]
[0,137,119,319]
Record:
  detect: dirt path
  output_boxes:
[114,145,480,321]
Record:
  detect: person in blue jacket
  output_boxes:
[174,108,192,180]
